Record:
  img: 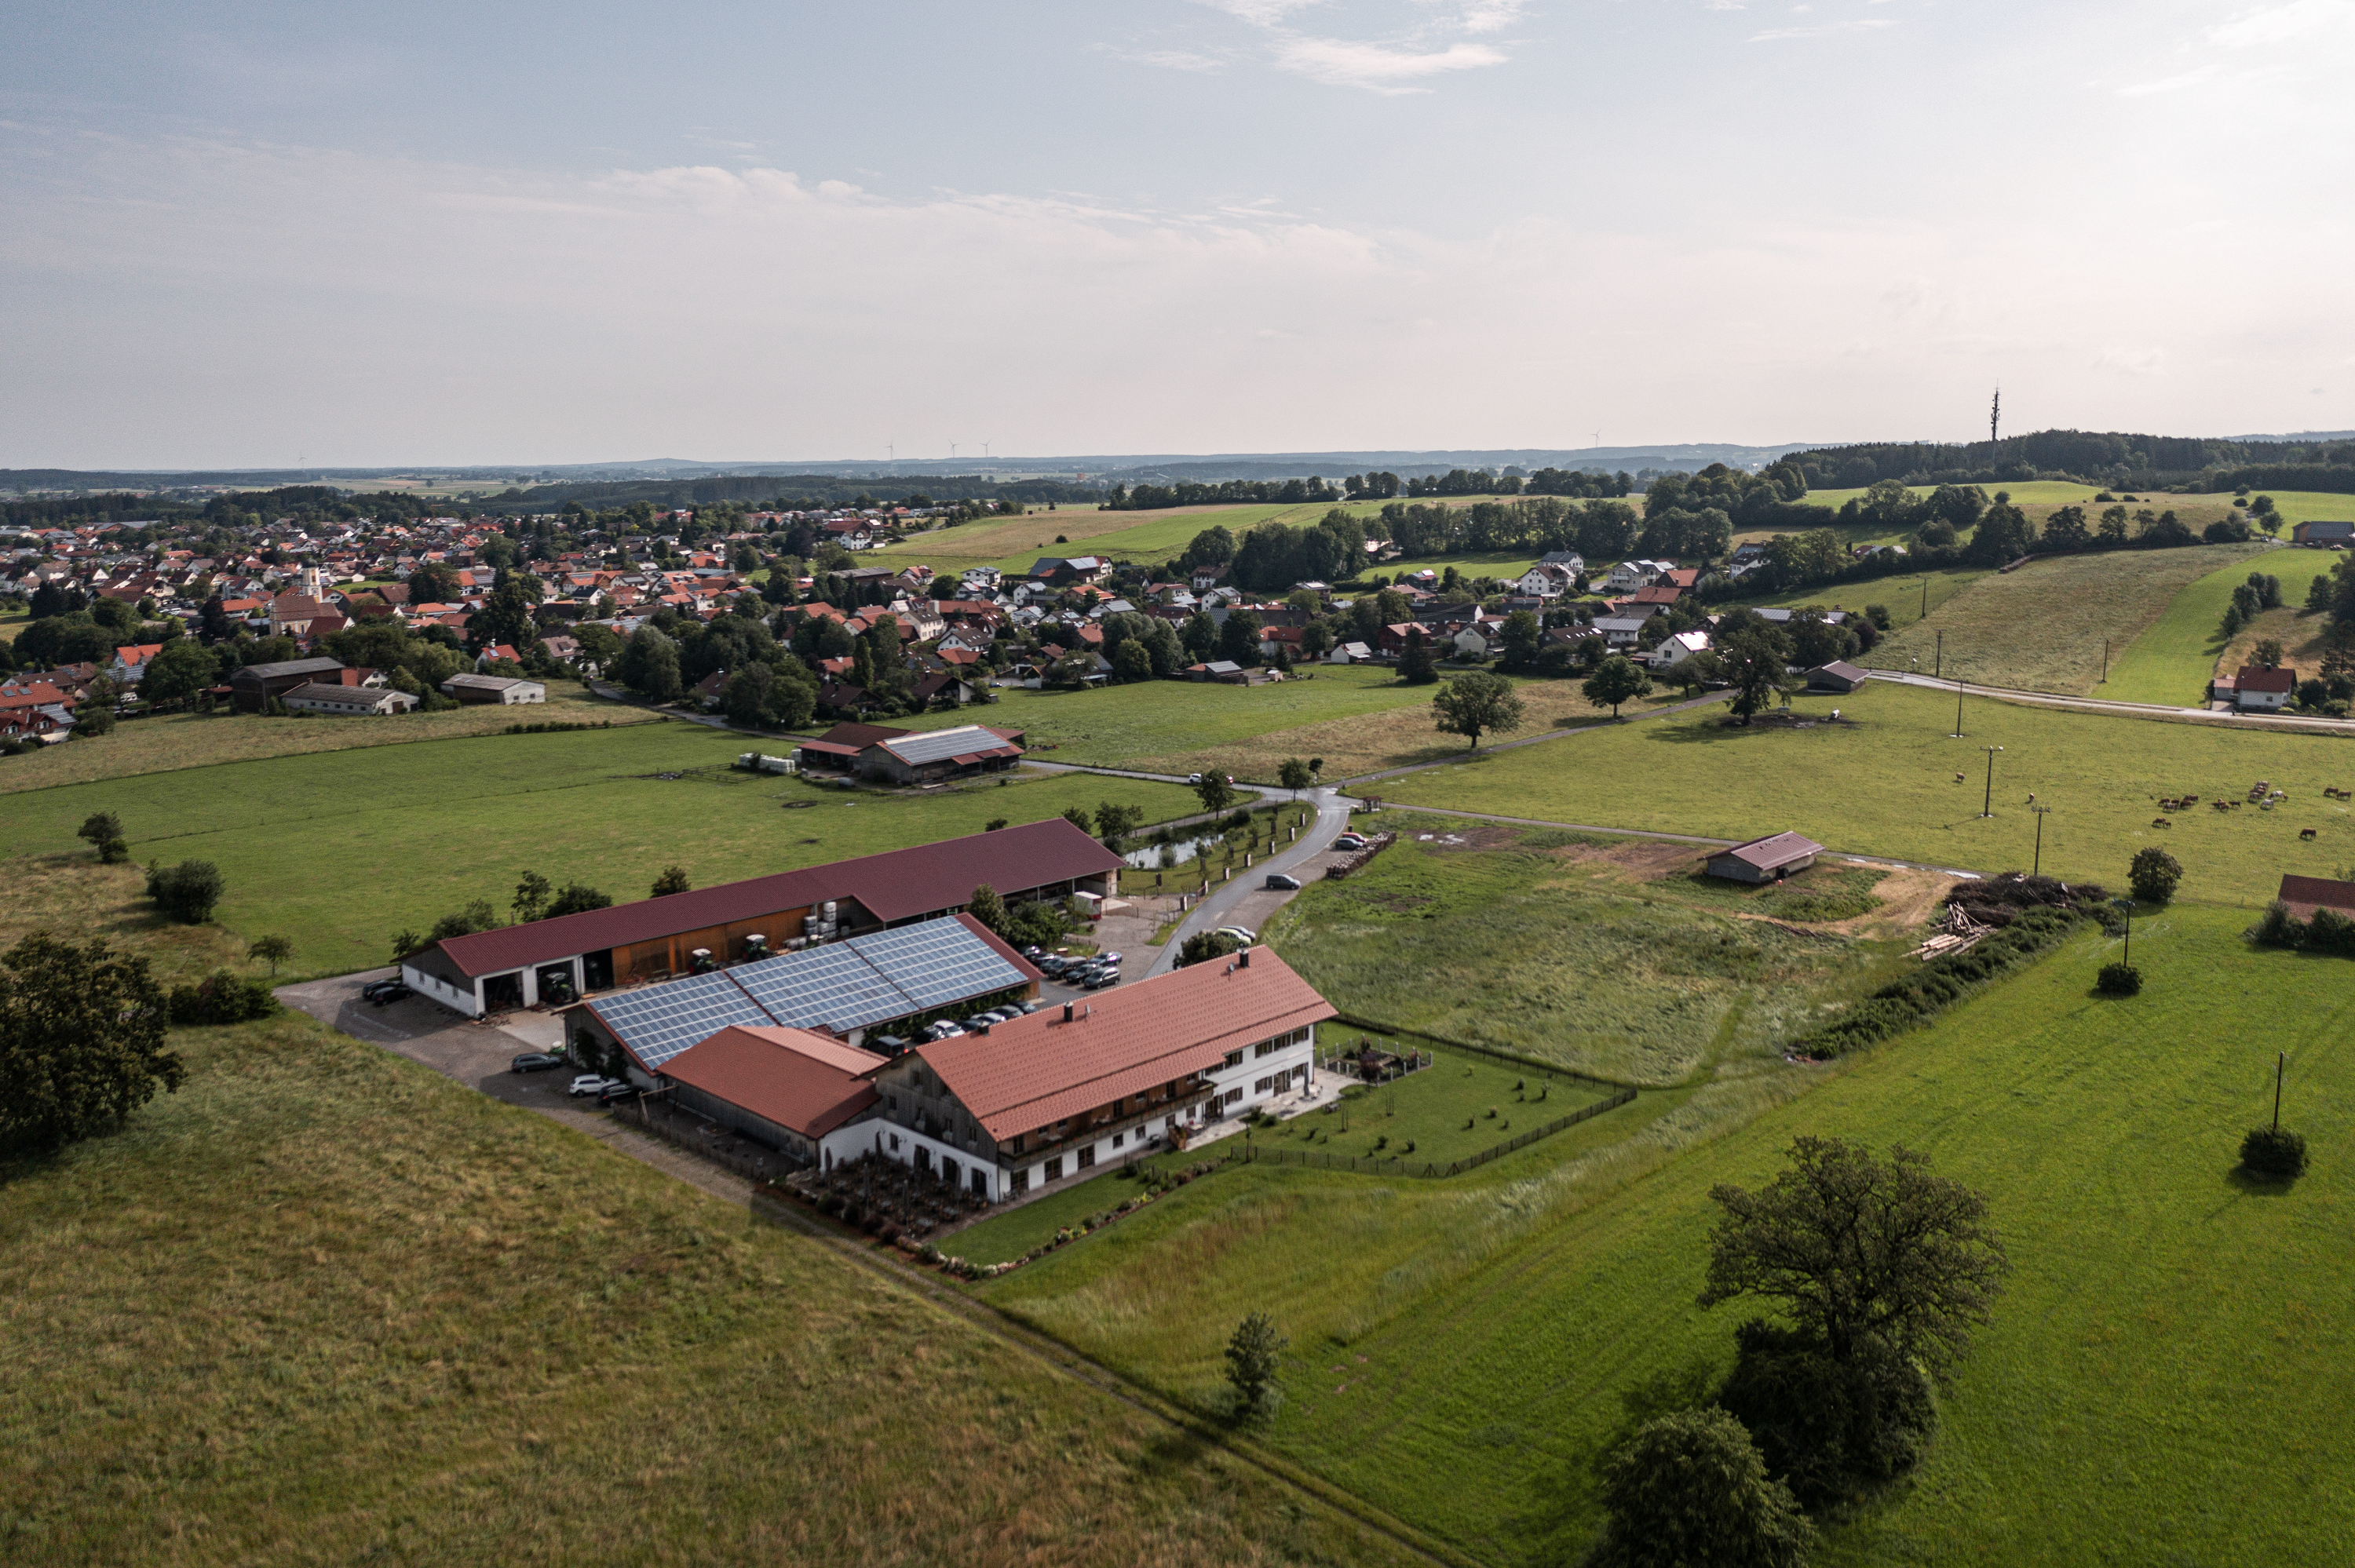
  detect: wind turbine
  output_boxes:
[950,442,958,460]
[981,439,993,461]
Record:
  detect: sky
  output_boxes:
[3,0,2353,468]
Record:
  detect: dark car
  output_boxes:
[510,1052,563,1073]
[369,982,414,1007]
[1264,873,1302,891]
[1082,967,1119,990]
[597,1081,641,1106]
[360,975,406,1001]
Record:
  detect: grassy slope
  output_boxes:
[0,861,1415,1568]
[1717,567,1988,633]
[0,680,652,796]
[1856,543,2276,693]
[1265,819,1904,1085]
[1377,680,2355,907]
[0,726,1199,977]
[2103,551,2339,706]
[982,906,2355,1566]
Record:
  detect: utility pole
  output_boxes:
[2031,803,2051,875]
[1935,629,1944,680]
[2101,639,2109,683]
[1921,578,1929,620]
[1953,675,1966,738]
[1981,745,2004,817]
[2274,1051,2286,1132]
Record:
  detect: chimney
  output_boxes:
[1062,1001,1075,1023]
[1237,947,1251,968]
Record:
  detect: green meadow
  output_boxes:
[979,904,2355,1566]
[0,723,1199,978]
[1375,680,2355,906]
[2102,549,2340,706]
[0,861,1415,1568]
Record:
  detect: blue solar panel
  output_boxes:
[592,970,771,1070]
[593,915,1028,1067]
[733,943,905,1032]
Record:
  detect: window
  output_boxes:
[1012,1132,1025,1154]
[1253,1076,1272,1096]
[1255,1040,1280,1059]
[915,1146,932,1171]
[972,1168,989,1197]
[1045,1156,1064,1181]
[1223,1049,1243,1069]
[1077,1145,1095,1169]
[1224,1088,1243,1107]
[1112,1131,1124,1149]
[888,1134,901,1153]
[1012,1169,1030,1196]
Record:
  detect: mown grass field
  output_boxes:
[1718,565,1987,633]
[984,904,2355,1566]
[1265,815,1911,1085]
[0,724,1199,978]
[0,680,652,795]
[1273,1044,1613,1163]
[1857,542,2277,693]
[0,859,1415,1568]
[915,670,1678,782]
[1377,680,2355,907]
[2102,550,2340,706]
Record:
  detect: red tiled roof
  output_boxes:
[917,950,1334,1142]
[2278,875,2355,921]
[2236,666,2297,694]
[815,721,912,748]
[659,1024,881,1137]
[431,818,1122,977]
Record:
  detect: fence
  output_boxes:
[1331,1012,1631,1098]
[1241,1086,1638,1179]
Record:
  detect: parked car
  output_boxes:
[1264,873,1302,890]
[1020,944,1046,962]
[1214,925,1256,945]
[510,1052,562,1073]
[361,975,407,1001]
[569,1074,626,1097]
[1035,954,1072,976]
[1333,833,1367,851]
[1097,952,1123,968]
[1017,999,1043,1014]
[1082,967,1119,990]
[368,981,414,1007]
[597,1082,641,1106]
[926,1020,966,1040]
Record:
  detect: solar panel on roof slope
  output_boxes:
[851,922,1025,1009]
[732,943,904,1030]
[881,726,1006,767]
[593,971,771,1070]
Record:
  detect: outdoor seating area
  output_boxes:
[789,1150,994,1238]
[1320,1035,1436,1083]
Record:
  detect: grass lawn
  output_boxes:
[1264,815,1911,1085]
[0,859,1415,1568]
[1857,542,2277,693]
[908,670,1671,782]
[1717,566,1987,633]
[945,1153,1240,1266]
[981,903,2355,1566]
[1375,680,2355,908]
[0,680,654,796]
[0,724,1201,978]
[2102,551,2339,706]
[1274,1043,1612,1163]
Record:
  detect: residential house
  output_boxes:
[1604,559,1676,593]
[1655,630,1712,668]
[107,643,167,687]
[2233,665,2297,711]
[1325,640,1376,664]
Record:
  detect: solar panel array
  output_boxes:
[590,914,1030,1067]
[590,969,774,1071]
[882,725,1007,767]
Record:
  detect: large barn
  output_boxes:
[400,817,1121,1016]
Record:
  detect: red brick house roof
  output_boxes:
[2278,874,2355,921]
[916,948,1334,1142]
[2236,666,2297,695]
[658,1024,880,1137]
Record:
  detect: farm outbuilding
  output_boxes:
[440,673,546,705]
[1806,661,1869,693]
[1704,831,1825,884]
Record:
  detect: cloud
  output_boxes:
[1090,42,1232,72]
[2210,0,2355,49]
[1272,35,1508,89]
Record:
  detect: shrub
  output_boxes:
[1222,1311,1287,1416]
[1717,1319,1935,1509]
[2128,846,2182,904]
[2241,1125,2309,1180]
[1592,1407,1815,1568]
[2306,906,2355,957]
[166,969,279,1026]
[2095,962,2141,996]
[148,859,225,924]
[2247,899,2303,949]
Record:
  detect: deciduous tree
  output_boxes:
[0,933,182,1155]
[1582,655,1651,717]
[1431,670,1524,749]
[1592,1408,1816,1568]
[1222,1311,1287,1415]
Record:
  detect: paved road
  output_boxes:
[1144,785,1356,977]
[1864,669,2355,734]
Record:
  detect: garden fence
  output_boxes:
[1242,1086,1637,1179]
[612,1093,804,1183]
[1330,1012,1631,1097]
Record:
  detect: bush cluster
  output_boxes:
[1716,1321,1937,1510]
[2240,1125,2309,1180]
[2248,900,2355,957]
[2095,962,2141,995]
[498,720,614,735]
[166,969,279,1026]
[1796,908,2079,1057]
[145,859,225,924]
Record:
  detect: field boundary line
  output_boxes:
[1331,1012,1638,1092]
[1243,1087,1640,1179]
[747,1189,1486,1568]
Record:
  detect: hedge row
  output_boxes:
[1796,907,2083,1058]
[2247,901,2355,957]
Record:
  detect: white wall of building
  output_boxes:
[401,961,482,1018]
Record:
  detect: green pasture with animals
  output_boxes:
[0,722,1199,978]
[1375,680,2355,907]
[980,903,2355,1566]
[0,859,1411,1568]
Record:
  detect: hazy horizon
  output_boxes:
[5,1,2351,469]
